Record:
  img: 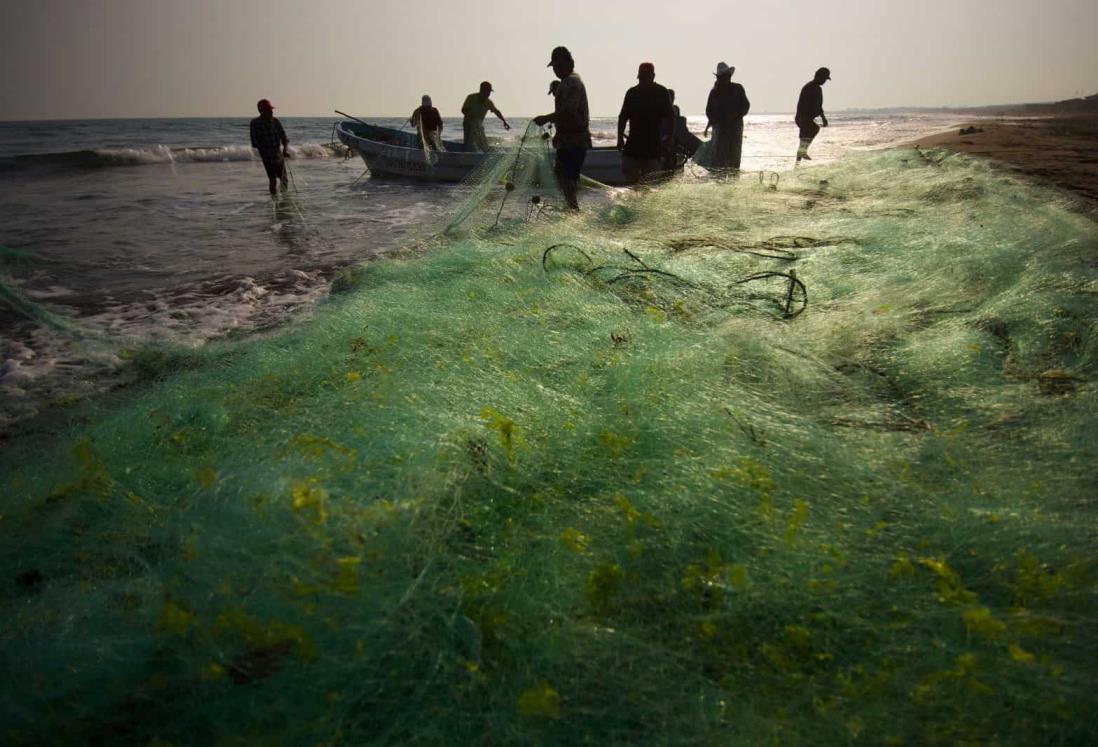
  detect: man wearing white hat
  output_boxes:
[409,95,444,151]
[703,62,750,172]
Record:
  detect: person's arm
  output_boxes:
[491,105,510,130]
[817,89,827,127]
[617,91,630,151]
[535,79,570,126]
[277,120,289,157]
[661,96,675,154]
[704,89,716,136]
[730,86,749,119]
[249,120,258,149]
[409,109,419,128]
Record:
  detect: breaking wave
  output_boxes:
[0,142,342,172]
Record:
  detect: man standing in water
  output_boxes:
[796,67,831,163]
[617,62,674,184]
[461,81,511,152]
[409,95,444,151]
[703,62,750,172]
[534,46,592,210]
[249,99,289,196]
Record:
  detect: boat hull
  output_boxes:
[335,122,680,186]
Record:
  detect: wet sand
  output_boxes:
[911,115,1098,205]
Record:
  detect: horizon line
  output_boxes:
[0,103,1059,124]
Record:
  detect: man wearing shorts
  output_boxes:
[795,68,831,163]
[250,98,289,195]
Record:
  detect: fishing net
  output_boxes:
[1,143,1096,746]
[444,121,559,234]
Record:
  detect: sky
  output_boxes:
[1,0,1096,120]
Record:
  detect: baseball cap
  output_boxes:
[816,67,832,80]
[547,46,572,66]
[257,98,274,111]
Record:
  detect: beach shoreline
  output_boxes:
[909,113,1098,205]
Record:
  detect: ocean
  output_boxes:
[0,111,971,428]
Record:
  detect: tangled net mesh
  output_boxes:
[1,141,1096,746]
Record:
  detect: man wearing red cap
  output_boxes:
[250,99,289,195]
[617,62,675,184]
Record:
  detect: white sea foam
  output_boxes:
[90,142,340,166]
[0,269,334,429]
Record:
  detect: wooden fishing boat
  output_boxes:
[335,121,686,186]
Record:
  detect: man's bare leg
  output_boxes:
[796,138,813,163]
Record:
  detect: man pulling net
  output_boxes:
[534,46,593,210]
[409,95,445,152]
[461,81,511,153]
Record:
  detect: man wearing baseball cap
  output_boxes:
[249,99,290,196]
[617,62,675,184]
[795,67,831,163]
[533,46,592,209]
[461,81,511,153]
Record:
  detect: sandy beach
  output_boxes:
[913,114,1098,205]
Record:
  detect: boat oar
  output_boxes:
[580,174,613,190]
[334,109,371,127]
[335,109,412,134]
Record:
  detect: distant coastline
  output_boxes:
[848,92,1098,116]
[3,93,1097,123]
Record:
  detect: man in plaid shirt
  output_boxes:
[249,98,289,195]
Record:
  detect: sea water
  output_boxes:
[0,112,974,428]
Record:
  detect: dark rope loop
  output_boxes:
[735,272,808,318]
[604,268,695,286]
[542,243,593,273]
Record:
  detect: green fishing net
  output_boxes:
[1,141,1096,746]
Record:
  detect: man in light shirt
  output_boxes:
[461,81,511,152]
[534,46,593,210]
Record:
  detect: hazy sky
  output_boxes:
[1,0,1096,120]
